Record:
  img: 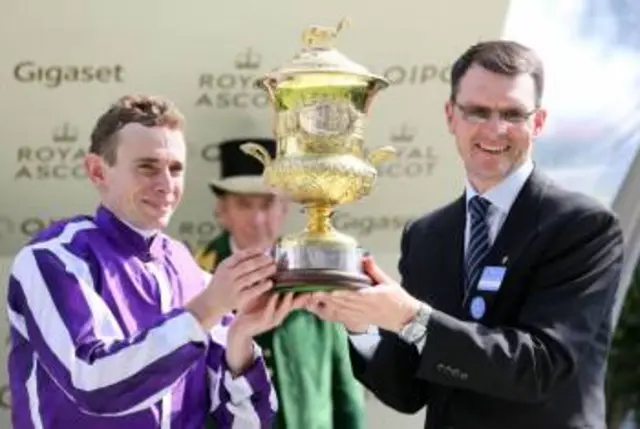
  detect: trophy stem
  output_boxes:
[303,204,334,236]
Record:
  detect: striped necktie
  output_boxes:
[466,196,492,293]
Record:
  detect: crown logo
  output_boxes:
[235,47,262,70]
[52,122,78,144]
[390,123,417,143]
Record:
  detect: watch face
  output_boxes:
[399,304,430,344]
[408,324,421,340]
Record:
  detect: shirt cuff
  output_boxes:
[223,344,270,403]
[414,335,427,353]
[348,325,381,360]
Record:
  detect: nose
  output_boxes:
[252,210,267,227]
[154,168,172,194]
[483,115,509,137]
[250,210,270,244]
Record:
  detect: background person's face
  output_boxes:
[216,193,289,249]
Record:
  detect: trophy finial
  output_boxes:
[302,17,351,49]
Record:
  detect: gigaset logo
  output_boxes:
[13,61,125,88]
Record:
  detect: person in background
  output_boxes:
[6,94,308,429]
[196,137,366,429]
[309,40,626,429]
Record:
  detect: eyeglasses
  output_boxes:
[453,101,537,125]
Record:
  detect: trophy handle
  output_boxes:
[255,76,278,106]
[240,142,273,166]
[368,146,397,168]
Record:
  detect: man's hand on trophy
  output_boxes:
[226,292,308,376]
[306,291,370,334]
[233,291,310,337]
[307,256,423,333]
[208,247,277,312]
[186,247,277,331]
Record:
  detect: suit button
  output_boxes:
[263,348,272,358]
[267,367,274,378]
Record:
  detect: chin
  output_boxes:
[155,215,173,229]
[142,212,174,230]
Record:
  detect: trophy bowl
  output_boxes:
[241,19,396,292]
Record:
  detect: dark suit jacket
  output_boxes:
[350,169,625,429]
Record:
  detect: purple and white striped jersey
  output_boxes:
[6,205,277,429]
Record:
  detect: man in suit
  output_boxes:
[195,137,366,429]
[307,40,626,428]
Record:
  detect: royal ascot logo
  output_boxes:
[176,220,223,254]
[0,215,59,247]
[332,212,414,238]
[2,217,59,238]
[195,47,270,109]
[14,122,87,181]
[20,217,59,236]
[374,123,438,178]
[380,63,451,86]
[13,61,125,88]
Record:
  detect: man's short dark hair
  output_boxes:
[89,94,186,166]
[449,40,544,107]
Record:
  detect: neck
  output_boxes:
[121,219,158,239]
[468,178,499,195]
[102,202,158,239]
[468,158,530,194]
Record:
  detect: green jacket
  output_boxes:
[195,231,366,429]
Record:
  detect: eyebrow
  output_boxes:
[134,157,184,168]
[134,157,161,164]
[458,100,532,111]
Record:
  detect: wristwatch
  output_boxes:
[398,303,432,345]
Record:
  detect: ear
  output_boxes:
[444,100,455,134]
[531,108,547,137]
[84,153,108,188]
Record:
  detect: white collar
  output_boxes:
[465,159,534,215]
[120,218,159,240]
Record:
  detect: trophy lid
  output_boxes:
[257,19,389,89]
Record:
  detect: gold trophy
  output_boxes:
[241,19,396,292]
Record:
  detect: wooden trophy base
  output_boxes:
[273,269,373,293]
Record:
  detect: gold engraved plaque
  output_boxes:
[298,100,356,138]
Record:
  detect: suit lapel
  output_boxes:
[485,169,547,267]
[431,196,467,317]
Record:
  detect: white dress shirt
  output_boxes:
[349,159,534,359]
[463,159,534,256]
